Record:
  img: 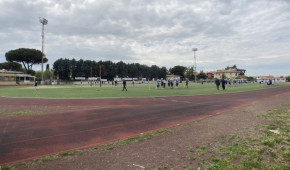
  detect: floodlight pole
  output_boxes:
[192,48,198,83]
[39,17,48,85]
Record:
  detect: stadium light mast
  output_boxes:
[39,17,48,84]
[192,48,198,82]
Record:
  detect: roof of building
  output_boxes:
[0,69,23,74]
[0,69,35,78]
[207,69,240,74]
[16,74,35,78]
[256,76,275,79]
[216,69,240,73]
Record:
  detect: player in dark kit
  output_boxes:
[215,78,220,90]
[222,79,226,90]
[34,81,38,90]
[122,80,127,91]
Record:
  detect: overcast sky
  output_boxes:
[1,0,290,76]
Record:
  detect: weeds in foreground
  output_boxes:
[155,165,169,170]
[189,147,194,152]
[208,106,290,169]
[155,105,290,170]
[1,150,84,170]
[0,109,44,117]
[103,129,171,150]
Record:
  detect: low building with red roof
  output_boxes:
[207,69,240,79]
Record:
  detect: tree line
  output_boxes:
[1,48,199,81]
[2,48,257,81]
[53,58,168,81]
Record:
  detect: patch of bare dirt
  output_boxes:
[18,92,290,170]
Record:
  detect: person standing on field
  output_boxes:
[34,81,37,90]
[215,78,220,90]
[170,79,174,88]
[122,80,127,91]
[156,79,160,88]
[222,79,226,90]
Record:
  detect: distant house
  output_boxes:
[207,69,240,79]
[206,71,215,79]
[0,69,35,85]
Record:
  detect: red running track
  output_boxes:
[0,86,290,165]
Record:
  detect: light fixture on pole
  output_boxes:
[39,17,48,85]
[192,48,198,82]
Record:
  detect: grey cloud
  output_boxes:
[1,0,290,76]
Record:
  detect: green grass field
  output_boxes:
[1,82,289,98]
